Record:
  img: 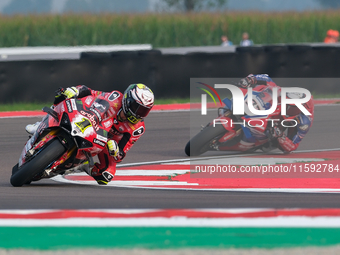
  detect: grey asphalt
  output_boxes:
[0,105,339,209]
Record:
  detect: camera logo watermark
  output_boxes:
[198,83,312,128]
[199,83,312,116]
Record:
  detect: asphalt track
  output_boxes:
[0,104,340,209]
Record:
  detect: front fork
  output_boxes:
[26,129,79,178]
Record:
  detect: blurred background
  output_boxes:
[0,0,340,104]
[0,0,339,47]
[0,0,337,14]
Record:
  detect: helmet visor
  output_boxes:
[129,99,151,118]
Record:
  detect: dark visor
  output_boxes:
[128,99,151,118]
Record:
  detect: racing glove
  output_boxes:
[107,140,119,157]
[238,74,257,88]
[107,140,125,162]
[62,87,79,99]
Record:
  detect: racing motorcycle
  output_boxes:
[10,96,113,187]
[185,85,296,156]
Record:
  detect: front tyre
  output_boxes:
[185,124,226,156]
[10,139,66,187]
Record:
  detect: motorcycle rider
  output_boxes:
[25,83,154,185]
[236,74,314,153]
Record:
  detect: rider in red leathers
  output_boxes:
[26,83,154,185]
[237,74,314,153]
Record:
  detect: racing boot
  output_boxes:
[25,121,41,135]
[90,164,114,185]
[25,105,55,135]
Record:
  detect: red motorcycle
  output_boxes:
[10,96,113,187]
[185,85,296,156]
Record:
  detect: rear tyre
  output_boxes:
[185,124,226,156]
[10,139,66,187]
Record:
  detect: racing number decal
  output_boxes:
[75,118,92,133]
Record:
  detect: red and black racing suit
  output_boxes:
[54,85,145,183]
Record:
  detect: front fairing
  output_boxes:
[58,98,112,155]
[18,114,53,167]
[18,97,113,170]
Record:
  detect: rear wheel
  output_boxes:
[10,139,66,187]
[185,124,226,156]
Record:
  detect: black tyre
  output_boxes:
[185,124,226,156]
[12,163,19,175]
[10,139,66,187]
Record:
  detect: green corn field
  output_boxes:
[0,11,339,48]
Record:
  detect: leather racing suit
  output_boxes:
[237,74,314,153]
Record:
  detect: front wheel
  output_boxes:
[10,139,66,187]
[185,124,226,156]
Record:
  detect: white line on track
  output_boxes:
[50,147,340,193]
[117,147,340,168]
[1,216,340,227]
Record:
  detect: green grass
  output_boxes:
[0,102,48,112]
[0,11,340,47]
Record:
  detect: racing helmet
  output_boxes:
[122,83,154,124]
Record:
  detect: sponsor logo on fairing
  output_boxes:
[65,100,73,113]
[80,110,99,131]
[70,99,77,111]
[103,119,113,129]
[93,138,105,147]
[89,108,102,122]
[96,134,107,143]
[85,97,93,106]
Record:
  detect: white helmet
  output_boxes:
[122,83,154,124]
